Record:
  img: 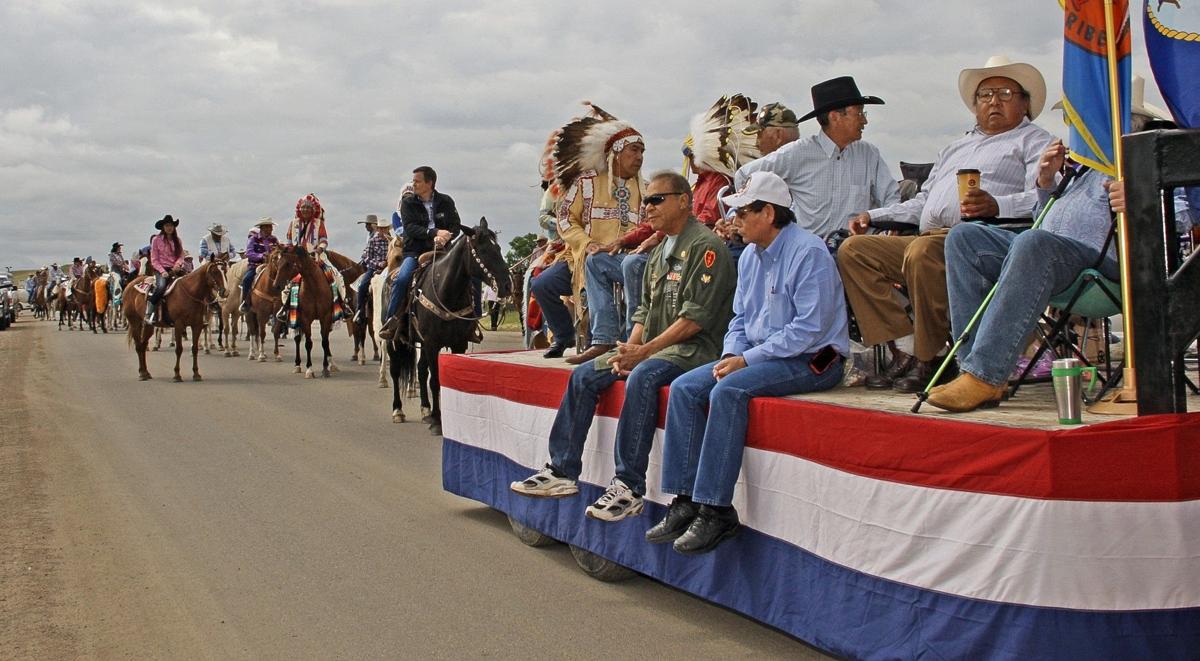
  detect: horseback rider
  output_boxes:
[353,214,390,325]
[378,166,467,340]
[69,257,85,280]
[46,262,62,301]
[146,215,186,324]
[199,223,235,263]
[108,242,131,288]
[240,217,279,312]
[277,193,345,325]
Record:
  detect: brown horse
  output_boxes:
[73,265,105,333]
[277,246,338,378]
[244,248,297,363]
[56,278,80,330]
[31,269,49,319]
[122,258,228,382]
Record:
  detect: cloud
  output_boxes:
[0,0,1174,268]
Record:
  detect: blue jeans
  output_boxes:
[945,224,1119,386]
[356,268,376,315]
[241,264,259,307]
[549,358,685,496]
[660,355,844,507]
[583,252,627,345]
[621,253,648,335]
[385,256,419,319]
[530,261,574,344]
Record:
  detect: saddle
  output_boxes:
[132,277,180,297]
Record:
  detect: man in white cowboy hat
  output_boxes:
[240,217,279,312]
[734,76,900,241]
[646,171,848,555]
[353,214,390,324]
[199,222,235,263]
[838,55,1054,395]
[928,75,1194,412]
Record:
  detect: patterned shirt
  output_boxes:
[360,233,389,272]
[867,118,1053,233]
[735,131,900,239]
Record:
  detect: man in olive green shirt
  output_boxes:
[511,171,735,522]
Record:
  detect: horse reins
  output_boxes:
[416,234,502,323]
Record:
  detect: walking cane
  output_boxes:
[911,168,1079,414]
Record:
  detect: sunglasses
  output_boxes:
[643,191,687,206]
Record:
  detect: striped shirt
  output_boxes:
[734,131,900,239]
[867,118,1053,233]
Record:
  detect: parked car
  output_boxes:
[0,273,15,329]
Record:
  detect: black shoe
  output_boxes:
[645,496,700,544]
[542,340,574,359]
[894,358,957,394]
[865,348,917,390]
[673,505,739,555]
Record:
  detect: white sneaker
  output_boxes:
[510,464,578,498]
[585,478,643,522]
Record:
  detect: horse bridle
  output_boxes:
[416,233,504,323]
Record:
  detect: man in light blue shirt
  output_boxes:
[647,171,849,555]
[733,76,900,240]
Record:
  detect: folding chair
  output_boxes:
[1009,247,1122,401]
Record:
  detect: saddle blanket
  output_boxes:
[131,278,179,297]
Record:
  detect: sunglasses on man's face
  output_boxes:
[643,191,687,206]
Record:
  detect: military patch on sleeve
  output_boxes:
[704,249,716,269]
[700,274,712,284]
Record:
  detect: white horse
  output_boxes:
[219,260,248,357]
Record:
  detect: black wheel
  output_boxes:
[507,516,558,548]
[568,545,636,583]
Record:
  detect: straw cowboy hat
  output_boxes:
[958,55,1047,120]
[154,214,179,230]
[207,222,228,236]
[253,216,275,228]
[1051,74,1170,119]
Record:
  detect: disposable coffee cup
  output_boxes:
[1051,358,1098,424]
[957,169,981,203]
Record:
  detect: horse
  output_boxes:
[86,267,111,334]
[326,250,377,365]
[244,248,294,363]
[274,246,341,379]
[57,278,81,330]
[388,217,512,434]
[122,258,228,382]
[369,234,406,385]
[218,259,249,357]
[31,269,49,319]
[101,273,124,330]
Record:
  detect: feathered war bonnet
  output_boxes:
[544,102,644,202]
[683,94,762,177]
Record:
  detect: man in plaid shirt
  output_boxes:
[354,215,390,324]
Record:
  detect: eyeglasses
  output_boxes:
[975,87,1021,103]
[838,108,867,119]
[643,192,688,206]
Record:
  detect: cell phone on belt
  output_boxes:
[809,345,841,376]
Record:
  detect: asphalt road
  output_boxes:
[0,316,829,660]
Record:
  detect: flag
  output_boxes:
[1061,0,1132,176]
[1144,0,1200,214]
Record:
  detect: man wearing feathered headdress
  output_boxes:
[734,76,901,241]
[531,102,646,359]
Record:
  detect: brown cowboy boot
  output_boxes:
[925,373,1006,413]
[564,344,615,365]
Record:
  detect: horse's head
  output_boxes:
[271,246,303,291]
[467,217,513,298]
[204,259,228,299]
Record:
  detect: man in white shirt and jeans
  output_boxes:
[837,55,1054,394]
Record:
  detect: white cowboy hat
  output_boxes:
[253,216,275,228]
[958,55,1047,120]
[208,222,228,235]
[1051,74,1171,119]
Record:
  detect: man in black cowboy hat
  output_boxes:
[734,76,900,241]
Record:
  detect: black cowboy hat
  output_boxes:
[111,242,122,252]
[798,76,885,122]
[154,214,178,230]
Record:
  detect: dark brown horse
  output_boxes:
[73,265,105,333]
[277,247,337,378]
[389,218,512,434]
[326,249,377,364]
[122,258,228,381]
[31,269,49,319]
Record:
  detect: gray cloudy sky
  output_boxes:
[0,0,1166,269]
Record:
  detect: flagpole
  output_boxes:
[1092,0,1140,412]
